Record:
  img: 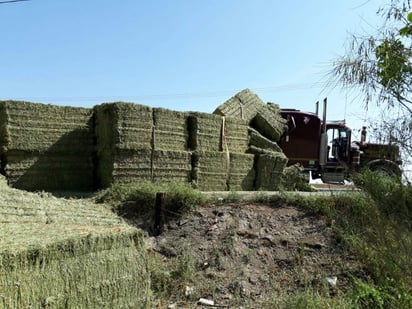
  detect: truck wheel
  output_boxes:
[367,160,401,177]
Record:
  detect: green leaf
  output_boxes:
[407,12,412,22]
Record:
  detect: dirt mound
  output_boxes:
[125,201,365,307]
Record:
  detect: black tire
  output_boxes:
[367,160,401,177]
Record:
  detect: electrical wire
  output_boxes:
[6,81,336,103]
[0,0,30,4]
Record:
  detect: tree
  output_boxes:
[331,0,412,170]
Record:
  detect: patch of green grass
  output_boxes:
[97,181,206,216]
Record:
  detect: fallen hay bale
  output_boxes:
[280,163,313,191]
[213,88,264,121]
[192,151,229,191]
[0,185,151,308]
[248,127,283,153]
[255,151,288,190]
[250,105,288,142]
[228,152,255,191]
[153,108,188,151]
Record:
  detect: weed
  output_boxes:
[97,181,205,216]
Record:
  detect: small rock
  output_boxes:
[185,285,194,296]
[198,298,214,306]
[326,276,338,287]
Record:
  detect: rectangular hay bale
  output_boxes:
[102,149,153,187]
[213,88,265,121]
[228,152,255,191]
[192,151,229,191]
[250,104,288,142]
[152,150,192,184]
[94,102,153,152]
[0,101,93,153]
[255,151,288,191]
[248,127,283,152]
[153,108,188,151]
[187,112,222,152]
[4,150,94,191]
[223,117,249,153]
[0,231,151,309]
[0,183,151,308]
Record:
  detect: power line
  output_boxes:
[5,82,334,103]
[0,0,30,4]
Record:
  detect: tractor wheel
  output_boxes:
[367,160,401,177]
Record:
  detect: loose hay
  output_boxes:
[0,184,151,308]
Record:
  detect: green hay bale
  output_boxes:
[192,151,229,191]
[187,112,222,152]
[0,231,151,309]
[153,108,188,151]
[152,150,192,183]
[250,104,288,142]
[213,88,264,121]
[108,148,153,187]
[0,183,151,308]
[255,151,288,190]
[0,174,6,188]
[0,101,93,153]
[223,117,249,153]
[4,150,94,191]
[94,102,153,152]
[248,127,283,152]
[0,102,7,155]
[228,153,255,191]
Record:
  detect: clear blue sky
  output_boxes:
[1,0,387,138]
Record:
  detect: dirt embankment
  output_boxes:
[124,201,365,307]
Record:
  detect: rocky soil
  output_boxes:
[122,200,365,308]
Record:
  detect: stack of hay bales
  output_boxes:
[0,101,94,191]
[94,103,154,187]
[188,112,253,191]
[214,89,289,190]
[94,103,192,187]
[152,108,192,183]
[188,112,227,191]
[0,182,151,308]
